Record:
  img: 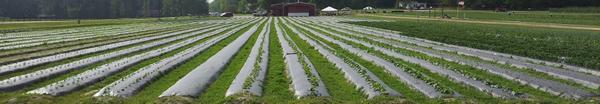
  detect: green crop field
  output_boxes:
[347,17,600,69]
[0,17,220,33]
[2,0,598,103]
[0,14,599,104]
[381,10,600,26]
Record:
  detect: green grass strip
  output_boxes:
[260,19,295,102]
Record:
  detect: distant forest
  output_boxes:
[213,0,600,12]
[0,0,208,19]
[1,0,599,19]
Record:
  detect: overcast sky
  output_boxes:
[208,0,214,3]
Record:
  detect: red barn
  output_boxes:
[270,2,316,16]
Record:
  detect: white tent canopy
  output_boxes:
[321,6,338,12]
[363,6,374,10]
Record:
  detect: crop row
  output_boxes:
[306,17,595,99]
[283,17,443,98]
[0,23,192,50]
[225,18,272,97]
[93,21,250,98]
[0,24,222,76]
[286,19,402,99]
[0,24,140,40]
[158,18,264,97]
[24,20,252,96]
[274,18,329,98]
[335,21,600,89]
[1,25,148,46]
[296,19,517,98]
[5,18,255,92]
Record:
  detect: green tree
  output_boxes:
[142,0,151,17]
[4,0,600,19]
[219,0,229,12]
[257,0,267,10]
[162,0,175,16]
[196,0,209,15]
[210,0,222,12]
[110,0,121,18]
[440,0,451,7]
[238,0,248,13]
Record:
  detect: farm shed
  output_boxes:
[270,2,316,16]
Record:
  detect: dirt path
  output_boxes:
[360,14,600,31]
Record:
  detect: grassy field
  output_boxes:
[380,10,600,26]
[550,7,600,13]
[347,17,600,69]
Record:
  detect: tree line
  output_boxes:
[1,0,598,18]
[211,0,395,13]
[211,0,600,13]
[0,0,208,19]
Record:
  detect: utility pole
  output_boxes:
[77,0,82,24]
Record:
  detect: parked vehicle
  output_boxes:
[220,12,234,17]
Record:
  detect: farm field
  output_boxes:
[377,10,600,26]
[0,17,218,33]
[350,14,600,70]
[0,16,599,104]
